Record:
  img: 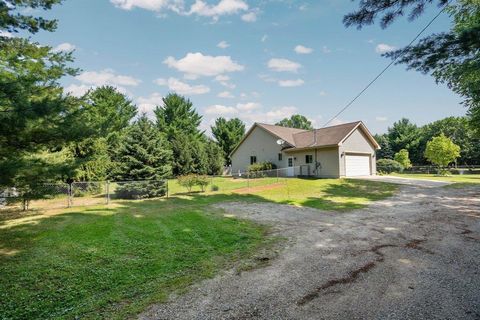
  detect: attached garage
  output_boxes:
[345,154,371,177]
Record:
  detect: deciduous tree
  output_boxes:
[425,134,461,172]
[276,114,313,130]
[211,117,245,164]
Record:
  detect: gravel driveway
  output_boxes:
[140,183,480,320]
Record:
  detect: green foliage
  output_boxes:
[386,118,420,161]
[394,149,412,169]
[177,174,210,192]
[247,162,277,177]
[0,0,62,34]
[155,93,203,139]
[211,117,245,164]
[376,159,404,174]
[81,86,137,136]
[374,133,394,159]
[204,139,225,175]
[116,115,172,181]
[345,0,480,135]
[425,134,461,170]
[115,181,167,199]
[275,114,313,130]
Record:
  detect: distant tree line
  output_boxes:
[375,117,480,166]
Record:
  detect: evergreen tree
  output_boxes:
[204,139,225,175]
[115,115,172,199]
[154,93,203,140]
[386,118,421,163]
[374,133,394,160]
[211,117,245,164]
[117,115,171,180]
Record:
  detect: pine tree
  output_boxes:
[115,116,172,199]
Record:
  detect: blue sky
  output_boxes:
[31,0,464,134]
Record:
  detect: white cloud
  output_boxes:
[164,52,244,78]
[278,79,304,87]
[217,91,234,98]
[376,116,388,121]
[322,46,331,54]
[264,106,298,122]
[217,40,229,49]
[53,42,76,52]
[319,90,327,96]
[237,102,261,112]
[155,77,210,95]
[188,0,248,18]
[67,69,140,97]
[205,104,238,115]
[215,75,230,81]
[110,0,172,11]
[0,30,14,38]
[267,58,301,73]
[294,45,313,54]
[137,92,164,116]
[241,11,257,22]
[64,84,91,97]
[375,43,396,54]
[261,34,268,42]
[111,0,252,21]
[76,69,141,87]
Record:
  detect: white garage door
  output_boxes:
[345,155,371,177]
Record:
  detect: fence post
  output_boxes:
[106,181,110,205]
[68,183,73,208]
[166,179,169,198]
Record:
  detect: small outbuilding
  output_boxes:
[230,121,380,178]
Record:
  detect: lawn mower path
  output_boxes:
[140,184,480,320]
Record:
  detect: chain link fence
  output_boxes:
[1,166,303,211]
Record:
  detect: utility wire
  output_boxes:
[321,2,450,128]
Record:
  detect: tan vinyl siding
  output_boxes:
[231,126,285,174]
[339,128,377,177]
[285,147,340,178]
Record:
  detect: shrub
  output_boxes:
[247,162,277,178]
[177,174,210,192]
[211,185,219,192]
[376,159,404,174]
[196,175,210,192]
[115,181,166,199]
[177,174,197,192]
[394,149,412,169]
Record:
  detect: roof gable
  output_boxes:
[230,121,379,156]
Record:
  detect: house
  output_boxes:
[230,121,380,178]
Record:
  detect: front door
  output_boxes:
[287,157,295,177]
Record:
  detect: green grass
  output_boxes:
[390,173,480,184]
[170,177,398,211]
[0,198,269,319]
[0,177,398,319]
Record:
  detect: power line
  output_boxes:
[321,2,450,128]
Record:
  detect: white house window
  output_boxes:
[250,156,257,165]
[306,155,313,164]
[278,153,283,161]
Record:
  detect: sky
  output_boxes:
[29,0,465,134]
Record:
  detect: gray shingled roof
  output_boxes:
[292,121,362,148]
[230,121,378,157]
[256,123,307,146]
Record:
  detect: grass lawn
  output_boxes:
[0,178,397,319]
[170,177,398,211]
[0,198,269,319]
[390,173,480,184]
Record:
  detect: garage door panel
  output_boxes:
[345,155,371,176]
